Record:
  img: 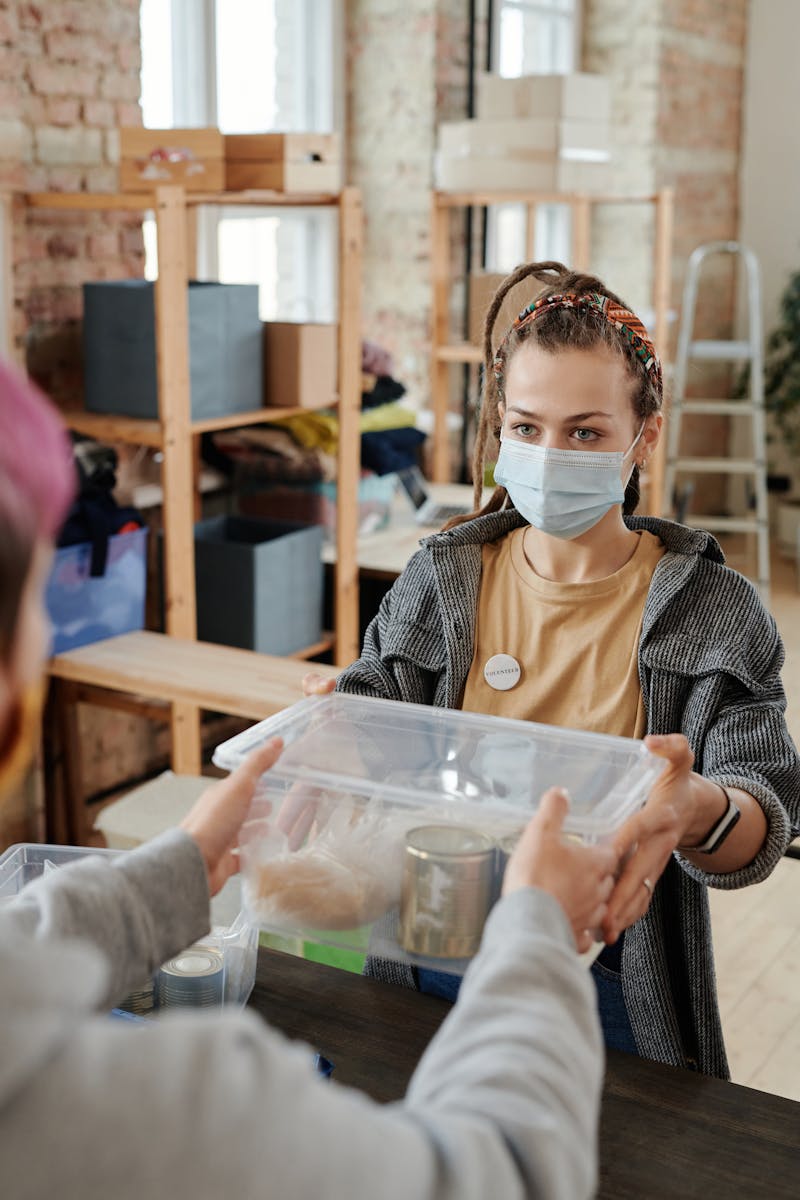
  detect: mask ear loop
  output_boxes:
[622,421,647,485]
[624,420,646,458]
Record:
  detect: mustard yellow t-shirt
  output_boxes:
[461,528,666,738]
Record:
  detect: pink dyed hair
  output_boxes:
[0,358,75,657]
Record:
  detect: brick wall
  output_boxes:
[0,0,145,404]
[346,0,437,400]
[583,0,747,342]
[345,0,481,407]
[656,0,748,344]
[584,1,749,511]
[582,0,660,319]
[654,0,748,507]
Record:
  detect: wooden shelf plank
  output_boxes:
[192,400,338,434]
[434,190,663,208]
[288,632,336,661]
[48,631,337,722]
[187,190,341,207]
[25,189,343,213]
[62,402,342,448]
[26,192,155,211]
[63,410,163,447]
[436,342,483,364]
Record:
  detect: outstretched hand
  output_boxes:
[180,738,283,895]
[601,734,694,943]
[503,788,619,954]
[302,672,337,697]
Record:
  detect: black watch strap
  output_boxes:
[688,786,741,855]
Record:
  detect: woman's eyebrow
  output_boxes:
[506,406,616,423]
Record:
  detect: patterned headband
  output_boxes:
[493,291,663,393]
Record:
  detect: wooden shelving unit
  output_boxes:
[25,184,363,773]
[429,188,674,515]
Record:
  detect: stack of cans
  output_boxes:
[120,978,155,1017]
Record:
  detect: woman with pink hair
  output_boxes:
[0,358,616,1198]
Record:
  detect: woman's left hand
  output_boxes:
[601,733,697,944]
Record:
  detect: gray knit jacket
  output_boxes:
[336,511,800,1079]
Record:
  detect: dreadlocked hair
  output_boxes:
[443,260,663,530]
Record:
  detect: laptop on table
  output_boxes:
[396,467,471,527]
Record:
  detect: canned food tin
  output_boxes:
[493,830,522,900]
[399,825,495,959]
[157,946,224,1009]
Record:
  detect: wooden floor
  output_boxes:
[709,547,800,1101]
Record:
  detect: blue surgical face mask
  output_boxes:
[493,423,644,540]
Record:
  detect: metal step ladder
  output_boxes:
[664,241,770,599]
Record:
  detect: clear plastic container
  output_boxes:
[0,843,258,1010]
[213,694,665,974]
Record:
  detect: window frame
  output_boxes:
[484,0,583,272]
[141,0,341,322]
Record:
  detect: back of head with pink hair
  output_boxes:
[0,359,75,659]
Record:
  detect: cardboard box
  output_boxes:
[83,281,263,420]
[477,72,611,124]
[468,272,513,348]
[436,153,611,193]
[119,126,224,192]
[225,133,341,193]
[194,516,324,657]
[439,117,610,162]
[263,321,338,409]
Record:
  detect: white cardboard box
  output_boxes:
[477,72,611,124]
[435,153,612,193]
[438,117,610,162]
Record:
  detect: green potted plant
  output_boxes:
[763,270,800,556]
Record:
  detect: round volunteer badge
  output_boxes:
[483,653,521,691]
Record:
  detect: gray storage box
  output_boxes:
[83,280,263,421]
[194,515,324,655]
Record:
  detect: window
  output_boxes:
[486,0,582,273]
[140,0,340,322]
[496,0,579,77]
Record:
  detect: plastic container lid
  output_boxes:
[213,693,664,841]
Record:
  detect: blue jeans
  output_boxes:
[418,960,639,1056]
[590,960,638,1054]
[417,967,463,1003]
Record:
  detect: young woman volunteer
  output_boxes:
[309,261,800,1079]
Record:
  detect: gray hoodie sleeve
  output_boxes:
[0,834,603,1200]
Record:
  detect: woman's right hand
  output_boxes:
[302,672,337,697]
[503,788,619,954]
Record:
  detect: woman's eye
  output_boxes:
[514,424,535,438]
[573,428,598,442]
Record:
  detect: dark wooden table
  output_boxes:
[250,948,800,1199]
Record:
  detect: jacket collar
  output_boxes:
[422,508,726,565]
[421,510,727,687]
